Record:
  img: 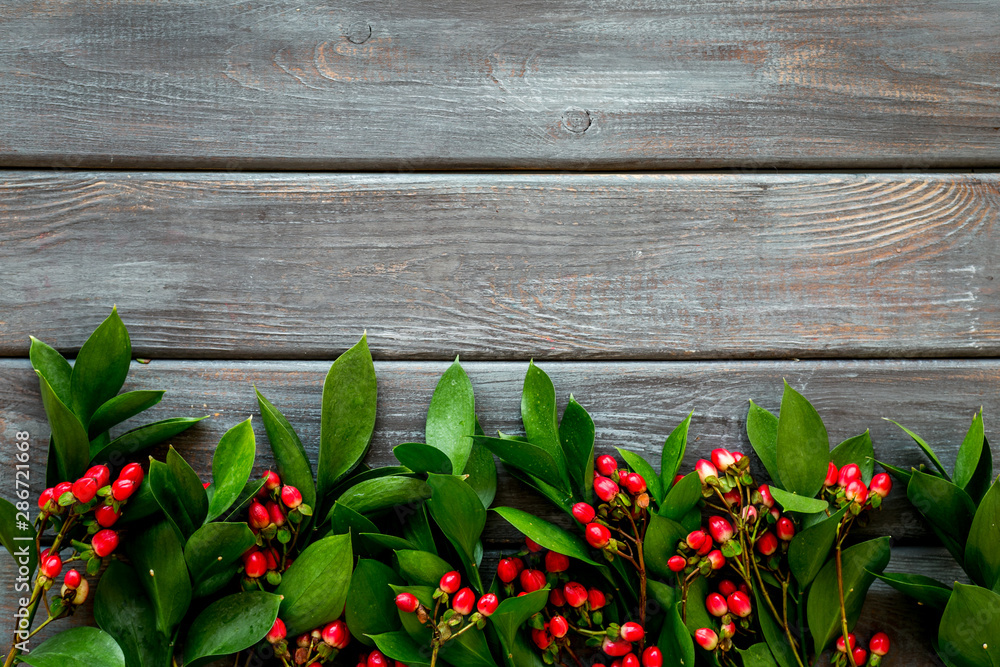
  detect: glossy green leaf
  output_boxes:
[360,533,417,553]
[489,588,549,655]
[831,430,875,483]
[403,504,437,555]
[618,447,662,505]
[871,571,952,610]
[493,506,600,566]
[126,519,192,636]
[886,418,951,479]
[659,471,701,522]
[463,434,498,509]
[148,447,209,539]
[739,643,780,667]
[368,631,432,666]
[661,412,694,484]
[393,442,453,474]
[19,627,125,667]
[954,410,985,490]
[965,480,1000,589]
[117,479,160,525]
[395,549,453,587]
[276,534,354,636]
[36,371,89,483]
[876,459,914,486]
[560,396,596,500]
[93,561,170,667]
[426,358,476,475]
[503,465,574,513]
[426,474,486,590]
[747,401,780,486]
[317,334,377,509]
[0,497,37,578]
[647,582,695,667]
[473,436,564,490]
[92,416,205,463]
[339,477,431,515]
[521,361,568,485]
[256,387,316,507]
[330,465,413,498]
[788,507,847,587]
[182,591,282,667]
[88,390,165,438]
[184,522,257,598]
[326,501,379,537]
[69,307,131,423]
[769,486,829,514]
[938,583,1000,667]
[644,514,687,579]
[206,418,255,522]
[29,336,72,405]
[346,559,404,646]
[754,581,799,667]
[776,382,830,498]
[966,436,994,506]
[443,624,499,667]
[683,576,714,636]
[908,469,976,563]
[807,536,891,656]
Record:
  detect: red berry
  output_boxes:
[84,465,111,489]
[733,451,745,464]
[672,474,685,486]
[596,455,618,476]
[685,530,708,551]
[852,647,868,666]
[92,529,119,558]
[532,627,552,650]
[525,537,543,553]
[263,470,281,491]
[758,484,775,508]
[37,488,55,513]
[367,650,388,667]
[776,517,795,541]
[266,618,286,643]
[718,579,737,596]
[588,587,607,610]
[266,501,286,527]
[53,482,73,499]
[695,459,718,484]
[572,502,596,524]
[545,550,570,573]
[694,628,719,651]
[594,476,620,503]
[497,557,520,583]
[322,619,350,649]
[586,523,612,548]
[602,637,633,657]
[667,555,686,573]
[756,531,779,556]
[452,587,475,615]
[119,463,144,486]
[549,588,566,606]
[836,633,857,653]
[39,554,62,579]
[63,569,82,589]
[477,593,499,616]
[705,592,727,617]
[263,548,280,571]
[564,582,588,608]
[280,485,302,509]
[95,504,121,528]
[550,615,569,638]
[722,489,741,506]
[520,569,546,593]
[622,653,640,667]
[706,550,725,570]
[243,551,267,578]
[708,516,734,544]
[720,621,736,638]
[741,505,758,523]
[395,592,419,613]
[622,473,647,495]
[110,479,135,502]
[870,631,890,656]
[845,479,869,505]
[711,448,736,472]
[838,464,861,488]
[727,591,752,618]
[620,622,644,642]
[439,570,461,594]
[641,646,663,667]
[824,461,839,487]
[248,500,270,530]
[870,473,893,499]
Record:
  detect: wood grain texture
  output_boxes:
[0,0,998,169]
[2,171,998,360]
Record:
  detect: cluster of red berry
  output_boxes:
[823,463,893,512]
[242,470,311,588]
[265,617,353,665]
[834,631,892,667]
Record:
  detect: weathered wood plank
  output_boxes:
[2,172,998,359]
[2,358,997,545]
[0,0,997,169]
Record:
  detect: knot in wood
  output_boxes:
[346,21,372,44]
[562,109,592,134]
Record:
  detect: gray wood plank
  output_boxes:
[0,0,997,169]
[2,171,998,360]
[2,358,997,545]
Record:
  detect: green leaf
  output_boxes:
[788,507,848,587]
[426,474,487,590]
[206,418,255,522]
[19,627,126,667]
[769,486,829,514]
[256,387,316,507]
[521,361,568,486]
[647,582,695,667]
[393,442,453,474]
[831,431,875,483]
[473,436,564,490]
[739,643,780,667]
[489,588,549,655]
[560,396,597,500]
[94,561,171,667]
[92,416,206,462]
[682,576,715,636]
[426,357,476,475]
[395,549,453,587]
[222,478,267,523]
[88,390,166,439]
[463,434,498,509]
[36,371,89,483]
[807,537,891,656]
[908,469,977,563]
[338,477,432,515]
[68,307,132,423]
[326,502,379,537]
[644,514,687,579]
[747,401,780,486]
[965,480,1000,589]
[360,533,417,553]
[148,447,209,539]
[938,583,1000,667]
[182,591,282,667]
[346,559,405,646]
[776,382,830,498]
[618,447,662,505]
[0,498,37,578]
[29,336,72,405]
[368,631,432,666]
[661,412,694,484]
[659,471,701,522]
[317,334,377,509]
[117,479,161,525]
[754,581,799,667]
[275,534,354,636]
[871,571,952,610]
[502,465,574,513]
[493,507,601,567]
[966,436,994,506]
[126,519,192,636]
[403,505,437,555]
[885,418,951,479]
[330,465,413,499]
[955,410,986,491]
[876,459,914,486]
[184,522,257,598]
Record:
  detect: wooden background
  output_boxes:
[1,0,999,663]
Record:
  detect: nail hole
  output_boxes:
[346,21,372,44]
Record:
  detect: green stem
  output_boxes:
[751,555,805,667]
[836,524,858,667]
